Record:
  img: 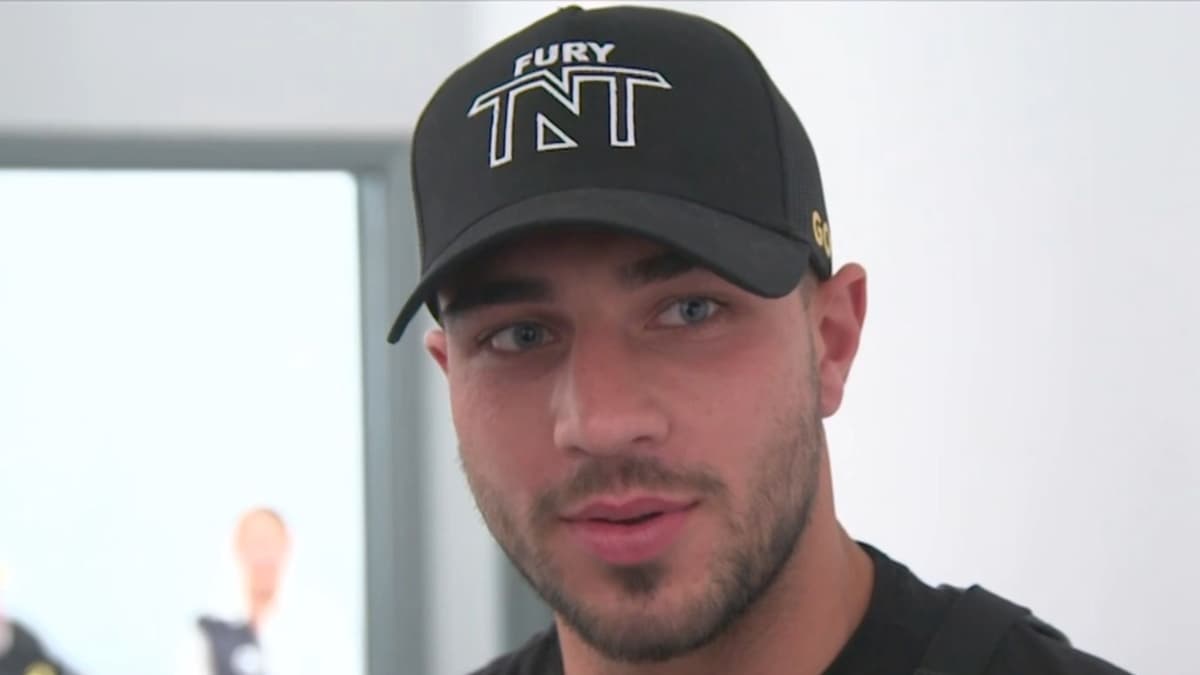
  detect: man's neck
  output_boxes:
[247,591,277,630]
[556,468,874,675]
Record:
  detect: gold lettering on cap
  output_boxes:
[811,210,832,258]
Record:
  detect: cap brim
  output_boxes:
[387,187,811,343]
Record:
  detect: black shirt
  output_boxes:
[470,543,1132,675]
[0,620,69,675]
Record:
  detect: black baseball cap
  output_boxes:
[387,4,833,343]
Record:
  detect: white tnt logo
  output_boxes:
[468,42,671,168]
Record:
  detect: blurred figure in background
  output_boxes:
[0,565,74,675]
[176,508,356,675]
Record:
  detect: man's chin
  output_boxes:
[553,583,724,663]
[562,609,720,664]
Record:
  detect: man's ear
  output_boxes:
[425,327,450,375]
[812,263,868,417]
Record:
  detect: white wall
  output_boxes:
[468,3,1199,674]
[0,1,475,135]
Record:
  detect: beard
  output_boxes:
[463,373,824,663]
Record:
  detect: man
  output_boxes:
[386,5,1131,674]
[0,619,71,675]
[0,566,73,675]
[177,508,355,675]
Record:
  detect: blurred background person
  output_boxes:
[175,508,356,675]
[0,565,74,675]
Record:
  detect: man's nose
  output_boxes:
[551,333,669,457]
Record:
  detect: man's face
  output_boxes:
[426,230,829,662]
[236,511,289,599]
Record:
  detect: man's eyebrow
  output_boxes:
[440,277,551,319]
[618,251,697,288]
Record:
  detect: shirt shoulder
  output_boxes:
[985,620,1133,675]
[467,628,562,675]
[916,581,1133,675]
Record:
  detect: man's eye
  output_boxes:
[657,297,720,327]
[487,322,552,352]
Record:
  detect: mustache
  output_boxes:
[532,456,726,525]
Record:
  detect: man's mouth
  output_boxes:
[567,496,692,522]
[562,497,697,565]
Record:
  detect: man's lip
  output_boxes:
[564,497,696,522]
